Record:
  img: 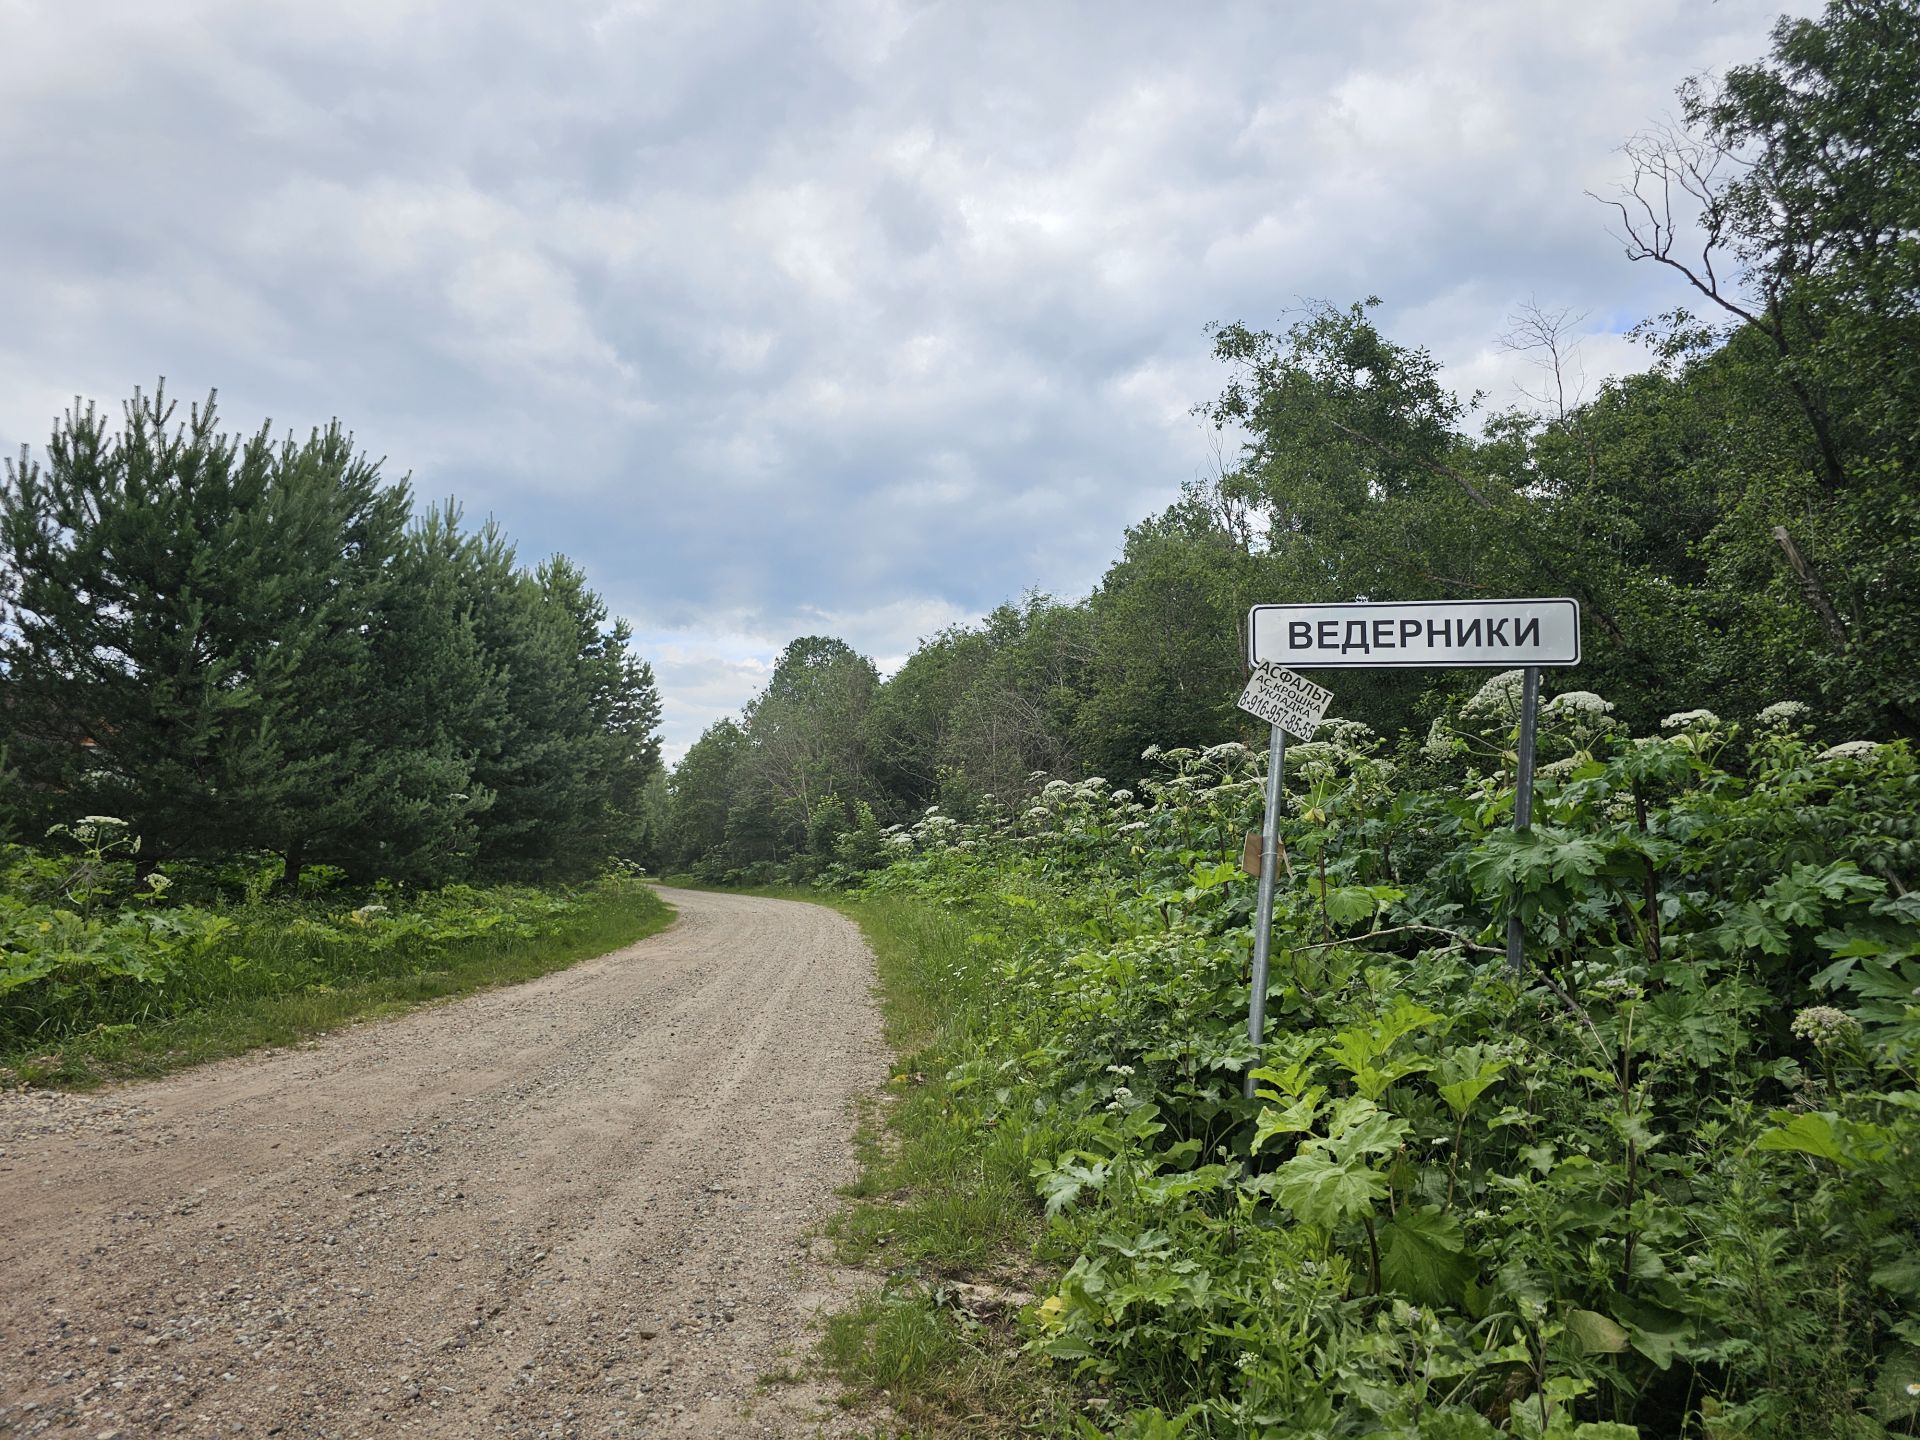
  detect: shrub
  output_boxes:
[851,697,1920,1437]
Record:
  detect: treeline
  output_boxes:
[0,388,663,886]
[662,0,1920,881]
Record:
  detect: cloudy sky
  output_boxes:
[0,0,1810,760]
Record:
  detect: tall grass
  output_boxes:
[767,890,1082,1436]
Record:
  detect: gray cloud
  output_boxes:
[0,0,1815,760]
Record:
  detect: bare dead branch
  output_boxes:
[1499,298,1591,417]
[1587,125,1767,331]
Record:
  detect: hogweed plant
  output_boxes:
[852,688,1920,1438]
[1,836,662,1075]
[42,815,139,915]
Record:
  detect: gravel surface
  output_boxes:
[0,888,892,1439]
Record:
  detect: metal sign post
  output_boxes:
[1245,722,1285,1099]
[1238,601,1580,1093]
[1505,666,1542,974]
[1234,663,1331,1100]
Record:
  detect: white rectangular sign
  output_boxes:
[1248,598,1580,670]
[1237,662,1334,740]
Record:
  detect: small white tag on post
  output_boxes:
[1236,662,1333,742]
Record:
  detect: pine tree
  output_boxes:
[1,387,275,856]
[2,386,662,882]
[342,503,505,883]
[461,543,663,878]
[212,417,414,884]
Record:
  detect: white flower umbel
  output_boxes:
[1661,708,1721,729]
[1791,1005,1860,1050]
[1422,719,1457,759]
[1317,719,1376,748]
[1545,691,1612,716]
[1462,670,1526,718]
[1756,700,1810,728]
[1817,740,1881,761]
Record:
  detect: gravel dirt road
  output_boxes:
[0,888,891,1439]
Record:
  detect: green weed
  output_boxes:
[2,868,671,1086]
[801,708,1920,1438]
[761,888,1090,1436]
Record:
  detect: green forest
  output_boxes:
[657,5,1920,1438]
[0,388,671,1080]
[2,387,665,884]
[659,0,1917,879]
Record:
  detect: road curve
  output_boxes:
[0,888,889,1439]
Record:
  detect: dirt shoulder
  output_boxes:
[0,887,889,1439]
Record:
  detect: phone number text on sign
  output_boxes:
[1237,662,1333,741]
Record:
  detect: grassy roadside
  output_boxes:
[4,885,674,1090]
[819,893,1078,1437]
[663,878,1081,1435]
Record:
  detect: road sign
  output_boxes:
[1236,596,1584,1095]
[1248,598,1580,669]
[1236,662,1332,741]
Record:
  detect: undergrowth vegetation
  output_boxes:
[1,819,671,1085]
[827,679,1920,1438]
[808,892,1083,1435]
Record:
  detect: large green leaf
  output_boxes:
[1433,1043,1511,1119]
[1380,1207,1474,1305]
[1564,1307,1630,1355]
[1613,1296,1694,1371]
[1871,1254,1920,1299]
[1323,1096,1412,1161]
[1251,1093,1323,1154]
[1269,1150,1386,1229]
[1754,1110,1848,1164]
[1320,883,1381,926]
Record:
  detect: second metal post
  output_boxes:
[1504,665,1542,975]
